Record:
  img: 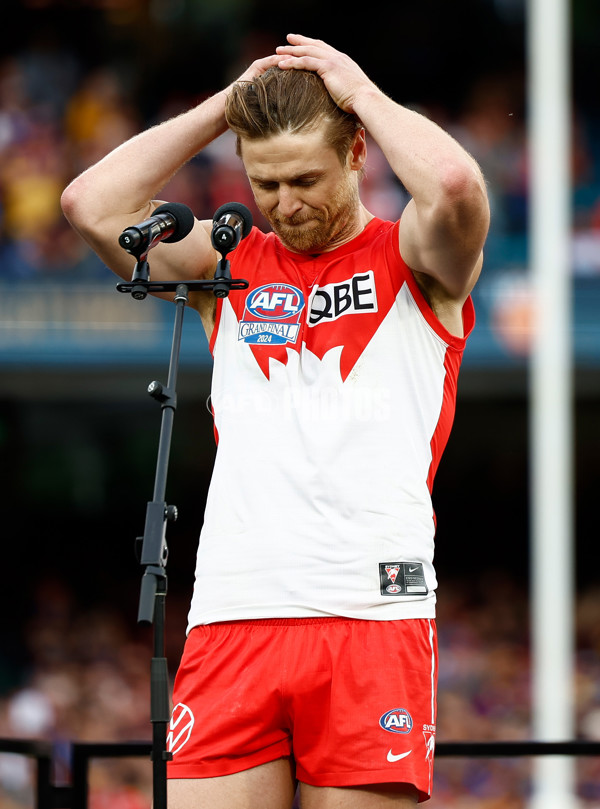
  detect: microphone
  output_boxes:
[119,202,195,256]
[210,202,253,298]
[211,202,253,254]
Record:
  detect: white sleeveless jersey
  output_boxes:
[187,218,474,629]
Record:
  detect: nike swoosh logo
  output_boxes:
[408,566,419,572]
[387,749,412,762]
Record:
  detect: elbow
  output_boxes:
[60,174,88,227]
[60,173,107,244]
[438,161,490,238]
[440,160,488,209]
[60,184,76,226]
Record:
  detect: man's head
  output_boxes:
[225,68,367,253]
[225,67,362,166]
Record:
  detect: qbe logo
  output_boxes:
[308,270,377,326]
[379,708,413,734]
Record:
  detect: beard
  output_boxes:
[269,211,332,254]
[261,176,361,254]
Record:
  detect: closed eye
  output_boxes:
[251,174,322,191]
[254,180,278,191]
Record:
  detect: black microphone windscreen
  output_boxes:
[154,202,195,243]
[213,202,253,238]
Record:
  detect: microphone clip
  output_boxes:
[212,256,233,299]
[130,257,151,300]
[210,221,238,299]
[208,202,253,298]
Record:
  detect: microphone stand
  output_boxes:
[117,247,247,809]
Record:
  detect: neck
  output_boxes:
[325,204,374,252]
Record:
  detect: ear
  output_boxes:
[348,128,367,172]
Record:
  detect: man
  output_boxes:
[62,34,489,809]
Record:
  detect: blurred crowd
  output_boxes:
[1,574,600,807]
[1,33,600,286]
[0,43,410,285]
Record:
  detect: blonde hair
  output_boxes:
[225,67,362,165]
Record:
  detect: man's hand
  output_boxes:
[234,53,284,85]
[275,33,488,318]
[275,33,379,114]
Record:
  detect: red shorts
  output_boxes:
[167,617,438,801]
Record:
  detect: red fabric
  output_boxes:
[167,617,438,801]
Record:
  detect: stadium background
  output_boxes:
[1,0,599,806]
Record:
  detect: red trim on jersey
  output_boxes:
[427,346,462,494]
[387,220,476,350]
[403,278,474,349]
[403,269,475,351]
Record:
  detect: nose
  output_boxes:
[277,185,302,218]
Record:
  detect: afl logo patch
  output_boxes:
[239,283,305,345]
[380,708,414,734]
[246,284,304,320]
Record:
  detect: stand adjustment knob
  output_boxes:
[131,285,148,301]
[165,505,178,523]
[148,381,165,400]
[148,381,177,408]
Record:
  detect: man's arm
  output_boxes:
[350,90,489,304]
[61,54,281,326]
[276,35,490,325]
